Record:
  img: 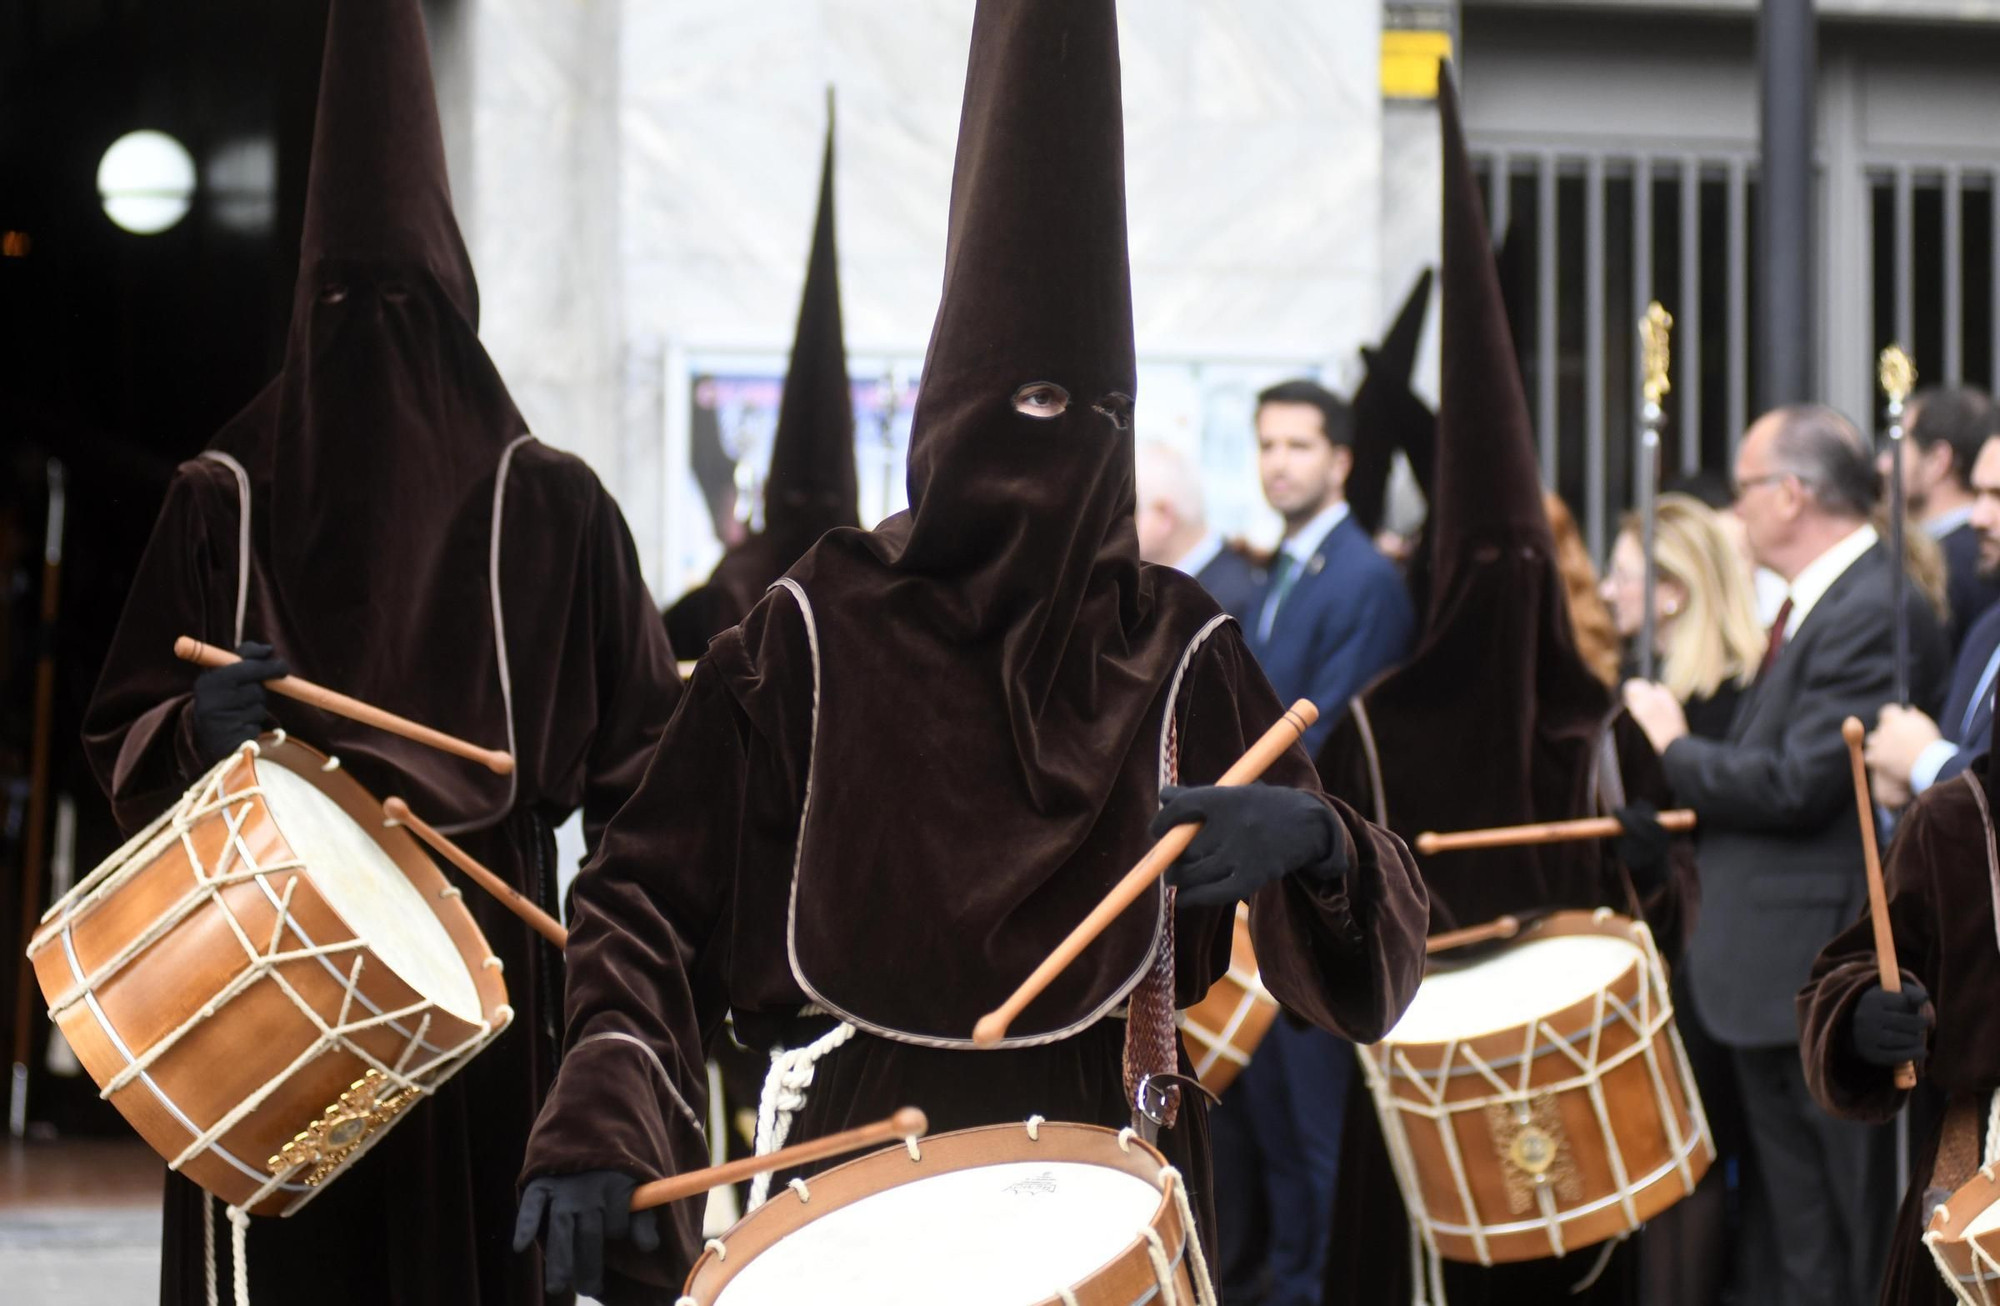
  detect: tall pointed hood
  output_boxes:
[1428,72,1554,609]
[762,100,859,554]
[1316,67,1613,933]
[206,0,528,825]
[1348,268,1436,536]
[297,0,477,324]
[664,103,857,651]
[724,0,1219,1045]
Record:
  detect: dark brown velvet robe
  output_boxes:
[78,1,682,1301]
[1799,768,2000,1306]
[82,445,678,1306]
[522,591,1429,1302]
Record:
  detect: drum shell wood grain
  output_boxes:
[28,736,508,1216]
[1926,1166,2000,1293]
[680,1122,1197,1306]
[1181,904,1278,1097]
[1364,911,1712,1264]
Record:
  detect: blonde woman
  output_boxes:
[1601,492,1767,739]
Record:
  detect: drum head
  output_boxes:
[254,753,485,1023]
[1387,932,1641,1045]
[714,1160,1160,1304]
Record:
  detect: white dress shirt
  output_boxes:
[1781,523,1879,640]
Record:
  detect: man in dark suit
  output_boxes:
[1135,438,1263,618]
[1211,379,1415,1306]
[1866,429,2000,805]
[1882,386,2000,651]
[1247,379,1416,755]
[1625,404,1950,1306]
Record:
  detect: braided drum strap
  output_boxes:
[1123,716,1182,1127]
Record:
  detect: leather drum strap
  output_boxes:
[1124,717,1183,1132]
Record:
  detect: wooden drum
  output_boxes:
[1180,904,1278,1096]
[27,734,511,1216]
[680,1120,1211,1305]
[1926,1161,2000,1303]
[1358,909,1712,1265]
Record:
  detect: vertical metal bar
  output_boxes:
[1680,156,1702,474]
[1539,153,1559,488]
[1728,159,1749,451]
[1586,155,1608,562]
[1993,171,2000,388]
[1634,159,1654,485]
[1492,152,1512,247]
[1896,164,1916,352]
[1756,0,1817,408]
[1945,166,1964,385]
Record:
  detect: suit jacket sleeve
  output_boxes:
[81,460,241,833]
[1660,593,1898,832]
[578,484,684,857]
[1179,623,1428,1041]
[520,661,745,1291]
[1797,791,1940,1123]
[1296,562,1415,756]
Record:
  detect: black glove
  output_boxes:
[1150,783,1346,910]
[1612,800,1672,894]
[1849,980,1933,1068]
[191,641,289,765]
[514,1169,659,1298]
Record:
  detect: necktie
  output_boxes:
[1760,598,1794,676]
[1962,640,2000,740]
[1257,551,1300,643]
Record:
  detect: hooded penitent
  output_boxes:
[663,105,858,651]
[1318,70,1617,933]
[521,9,1427,1295]
[1313,68,1680,1306]
[1346,267,1437,537]
[741,0,1225,1042]
[81,2,678,1303]
[200,0,532,827]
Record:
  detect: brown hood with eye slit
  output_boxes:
[707,0,1225,1043]
[203,0,535,823]
[1316,67,1615,932]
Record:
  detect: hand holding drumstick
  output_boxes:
[1839,717,1921,1090]
[176,636,515,776]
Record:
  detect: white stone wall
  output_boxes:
[443,1,1397,599]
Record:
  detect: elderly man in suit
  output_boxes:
[1210,379,1415,1306]
[1866,430,2000,806]
[1625,404,1949,1306]
[1135,439,1262,619]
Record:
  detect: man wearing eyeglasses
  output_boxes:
[1624,404,1949,1306]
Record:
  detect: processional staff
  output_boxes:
[1637,302,1672,684]
[1880,344,1916,707]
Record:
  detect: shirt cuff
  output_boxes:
[1911,740,1959,794]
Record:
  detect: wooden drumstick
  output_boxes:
[1414,810,1696,856]
[971,699,1319,1048]
[628,1107,928,1211]
[1841,717,1919,1090]
[176,636,515,776]
[384,797,567,948]
[1425,914,1520,955]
